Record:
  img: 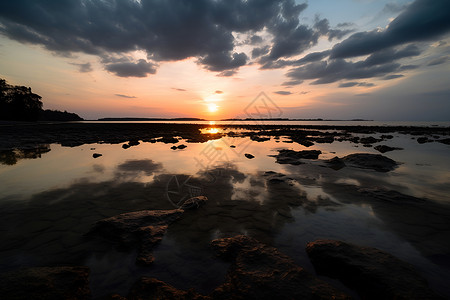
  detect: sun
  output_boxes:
[207,103,219,113]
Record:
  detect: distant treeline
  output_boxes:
[0,78,83,122]
[98,117,205,121]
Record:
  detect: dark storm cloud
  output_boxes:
[0,0,342,76]
[273,91,292,95]
[287,59,401,84]
[115,94,137,99]
[260,50,330,69]
[285,43,421,85]
[252,46,270,59]
[313,17,353,41]
[105,59,157,77]
[331,0,450,59]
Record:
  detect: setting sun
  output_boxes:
[207,103,219,113]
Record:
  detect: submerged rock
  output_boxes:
[128,277,207,300]
[306,239,441,300]
[325,156,346,170]
[87,209,184,265]
[92,153,102,158]
[341,153,398,172]
[0,266,90,300]
[374,145,403,153]
[272,149,321,165]
[210,235,350,299]
[417,137,430,144]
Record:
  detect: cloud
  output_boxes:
[260,50,330,69]
[287,59,401,84]
[0,0,336,76]
[382,74,404,80]
[252,46,270,59]
[273,91,292,95]
[427,56,448,66]
[339,81,375,88]
[285,43,422,85]
[105,59,157,77]
[281,80,303,86]
[172,88,187,92]
[330,0,450,59]
[70,62,92,73]
[214,90,223,94]
[115,94,137,99]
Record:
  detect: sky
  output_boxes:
[0,0,449,120]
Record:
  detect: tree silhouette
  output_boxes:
[0,79,43,121]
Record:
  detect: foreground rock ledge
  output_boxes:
[306,239,442,299]
[209,235,350,299]
[87,209,184,265]
[0,266,90,300]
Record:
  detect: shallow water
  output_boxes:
[1,129,450,297]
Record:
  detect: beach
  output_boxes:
[1,122,450,299]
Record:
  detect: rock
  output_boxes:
[230,145,236,148]
[374,145,403,153]
[171,145,177,150]
[122,144,130,149]
[177,144,187,149]
[299,140,314,147]
[381,134,394,140]
[210,235,350,299]
[87,209,183,265]
[438,138,450,145]
[272,149,321,165]
[314,136,334,143]
[159,136,179,144]
[128,140,140,146]
[93,153,102,158]
[127,277,207,300]
[306,240,441,300]
[250,135,270,142]
[341,153,398,172]
[180,196,208,210]
[325,156,346,170]
[417,137,430,144]
[244,153,254,159]
[0,266,90,300]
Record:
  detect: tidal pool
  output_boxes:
[1,131,449,297]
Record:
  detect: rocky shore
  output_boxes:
[0,122,449,151]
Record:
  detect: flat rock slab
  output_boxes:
[87,209,184,265]
[210,235,350,299]
[341,153,398,172]
[272,149,322,165]
[0,266,90,300]
[306,239,442,299]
